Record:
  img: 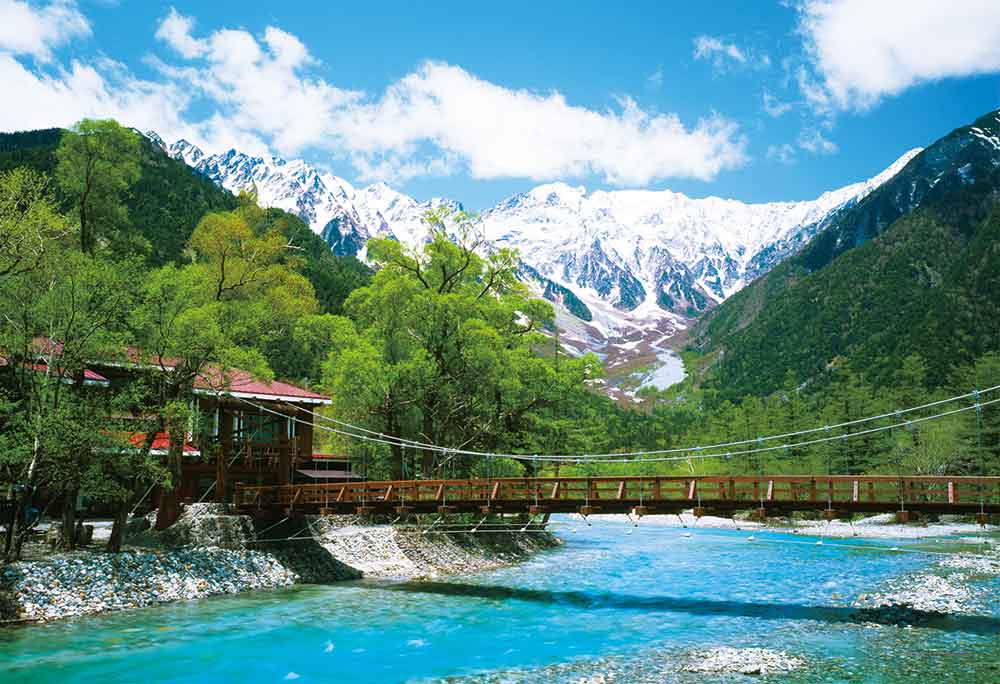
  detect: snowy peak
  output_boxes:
[168,139,205,167]
[478,146,922,334]
[147,127,922,340]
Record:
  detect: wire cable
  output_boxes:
[287,384,1000,459]
[235,393,1000,465]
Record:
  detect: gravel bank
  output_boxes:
[851,541,1000,623]
[680,647,805,675]
[2,547,334,622]
[593,511,996,539]
[309,517,560,579]
[1,507,558,623]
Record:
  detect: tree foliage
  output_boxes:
[320,210,601,479]
[55,119,141,255]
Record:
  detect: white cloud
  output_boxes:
[797,128,837,155]
[797,0,1000,110]
[0,54,192,135]
[762,92,792,117]
[154,7,206,59]
[146,13,747,185]
[766,143,796,164]
[693,35,771,73]
[693,35,746,66]
[330,62,747,184]
[0,0,90,61]
[1,9,750,187]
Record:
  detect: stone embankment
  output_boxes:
[1,504,559,623]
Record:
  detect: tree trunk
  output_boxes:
[107,498,130,553]
[155,398,187,530]
[58,489,78,551]
[6,434,42,561]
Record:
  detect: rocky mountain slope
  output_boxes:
[694,108,1000,398]
[147,133,919,363]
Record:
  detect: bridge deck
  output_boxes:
[234,475,1000,517]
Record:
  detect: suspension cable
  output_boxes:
[234,393,1000,466]
[285,384,1000,460]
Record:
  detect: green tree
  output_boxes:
[0,168,72,282]
[1,249,141,558]
[55,119,140,255]
[322,209,600,479]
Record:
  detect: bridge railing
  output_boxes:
[233,475,1000,512]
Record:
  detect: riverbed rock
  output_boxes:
[680,647,805,675]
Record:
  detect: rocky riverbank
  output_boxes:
[594,511,997,539]
[1,505,559,623]
[850,537,1000,626]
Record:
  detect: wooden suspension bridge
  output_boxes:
[234,475,1000,522]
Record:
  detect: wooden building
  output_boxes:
[4,337,354,528]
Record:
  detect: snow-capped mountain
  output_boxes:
[478,148,919,338]
[146,131,920,360]
[159,139,460,260]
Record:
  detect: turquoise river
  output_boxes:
[2,518,999,683]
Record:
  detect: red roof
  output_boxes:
[28,363,110,383]
[25,337,329,404]
[0,358,110,384]
[194,366,329,403]
[128,431,200,454]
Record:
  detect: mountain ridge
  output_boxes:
[146,131,920,349]
[693,107,1000,398]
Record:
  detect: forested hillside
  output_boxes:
[0,128,371,317]
[694,108,1000,399]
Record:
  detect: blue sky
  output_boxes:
[2,0,1000,209]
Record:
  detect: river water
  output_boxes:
[2,519,999,683]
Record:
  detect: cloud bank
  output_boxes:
[0,3,750,186]
[797,0,1000,110]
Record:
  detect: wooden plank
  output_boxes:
[728,479,736,501]
[435,484,445,501]
[491,481,501,501]
[550,481,560,499]
[384,484,394,502]
[688,480,697,500]
[948,481,955,504]
[766,480,774,502]
[852,480,859,503]
[617,481,626,500]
